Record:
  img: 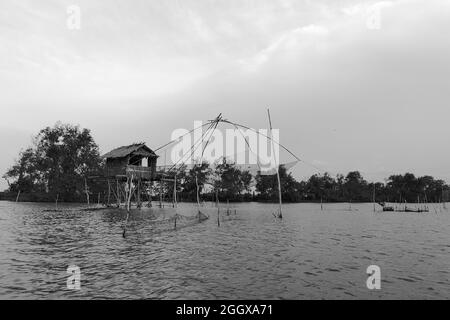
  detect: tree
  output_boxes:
[344,171,367,201]
[4,123,103,201]
[214,159,253,200]
[179,162,211,201]
[256,165,301,202]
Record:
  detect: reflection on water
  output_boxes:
[0,201,449,299]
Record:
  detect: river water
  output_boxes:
[0,201,448,299]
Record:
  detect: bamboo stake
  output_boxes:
[123,174,134,238]
[107,180,111,207]
[84,178,90,206]
[217,205,220,227]
[116,179,120,207]
[267,108,282,219]
[137,179,141,209]
[159,182,163,208]
[173,174,177,208]
[148,182,153,208]
[195,173,201,208]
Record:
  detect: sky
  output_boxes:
[1,0,450,190]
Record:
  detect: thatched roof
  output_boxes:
[103,143,158,159]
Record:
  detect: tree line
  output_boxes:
[2,123,449,203]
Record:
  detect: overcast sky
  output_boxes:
[1,0,450,190]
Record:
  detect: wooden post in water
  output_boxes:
[321,197,323,211]
[267,108,282,219]
[123,174,134,238]
[84,178,90,206]
[159,182,163,208]
[116,179,120,207]
[173,174,177,208]
[147,182,153,208]
[195,174,201,208]
[137,178,142,209]
[55,193,59,210]
[373,184,376,212]
[217,205,220,227]
[15,190,21,203]
[107,180,111,207]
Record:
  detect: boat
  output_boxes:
[378,202,394,211]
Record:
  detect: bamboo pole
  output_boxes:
[173,174,177,208]
[137,178,141,209]
[267,108,282,219]
[195,173,201,208]
[84,178,90,206]
[159,182,163,208]
[15,190,21,203]
[147,182,153,208]
[123,174,134,238]
[217,205,220,227]
[107,180,111,207]
[116,179,120,207]
[127,176,134,212]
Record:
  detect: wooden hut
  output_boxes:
[103,143,158,181]
[101,143,159,209]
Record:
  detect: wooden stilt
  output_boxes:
[159,182,163,208]
[137,178,142,209]
[107,180,111,207]
[147,182,153,207]
[116,179,120,207]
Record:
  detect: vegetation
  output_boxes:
[2,123,104,202]
[2,123,449,204]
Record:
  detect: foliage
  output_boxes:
[3,123,103,201]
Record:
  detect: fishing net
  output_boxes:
[139,210,210,232]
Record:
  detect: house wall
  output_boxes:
[105,157,129,177]
[105,155,158,179]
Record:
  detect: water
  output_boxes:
[0,201,448,299]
